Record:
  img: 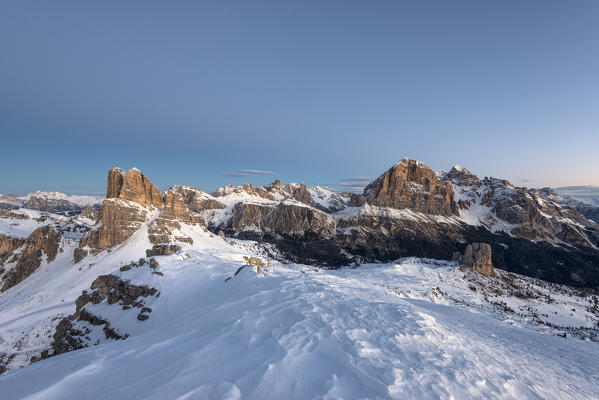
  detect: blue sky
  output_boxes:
[1,1,598,195]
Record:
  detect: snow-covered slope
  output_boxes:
[1,222,598,399]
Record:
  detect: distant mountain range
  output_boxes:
[0,191,102,216]
[555,185,599,206]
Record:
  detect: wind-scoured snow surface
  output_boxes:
[1,229,599,399]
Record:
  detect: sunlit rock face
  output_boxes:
[364,158,458,216]
[106,167,163,208]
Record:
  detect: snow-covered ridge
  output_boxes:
[0,223,598,399]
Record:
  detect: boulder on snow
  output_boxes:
[462,243,494,276]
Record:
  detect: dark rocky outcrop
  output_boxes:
[51,274,158,356]
[73,248,88,263]
[89,274,158,305]
[221,202,334,241]
[147,243,182,256]
[1,226,61,292]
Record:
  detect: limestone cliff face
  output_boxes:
[106,168,124,199]
[225,203,271,233]
[292,183,313,204]
[80,169,210,252]
[364,158,458,216]
[264,203,334,239]
[1,226,61,292]
[222,202,334,240]
[80,199,148,249]
[106,168,163,208]
[0,235,25,265]
[174,186,226,213]
[148,189,204,245]
[80,167,163,250]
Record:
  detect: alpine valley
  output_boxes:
[1,159,599,399]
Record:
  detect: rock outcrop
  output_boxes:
[293,183,313,204]
[221,202,334,240]
[1,226,61,292]
[78,205,100,222]
[51,274,158,357]
[364,158,458,216]
[147,243,182,256]
[80,198,148,249]
[106,167,163,208]
[79,168,209,252]
[174,186,226,213]
[0,235,25,265]
[148,188,204,244]
[462,243,494,276]
[263,203,334,239]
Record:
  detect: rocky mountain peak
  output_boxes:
[106,167,163,208]
[293,183,313,204]
[269,180,283,189]
[363,158,458,216]
[446,165,479,186]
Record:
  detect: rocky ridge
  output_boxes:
[68,160,599,288]
[3,159,599,291]
[78,168,205,255]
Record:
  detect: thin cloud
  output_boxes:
[241,169,277,175]
[218,169,277,178]
[520,178,533,183]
